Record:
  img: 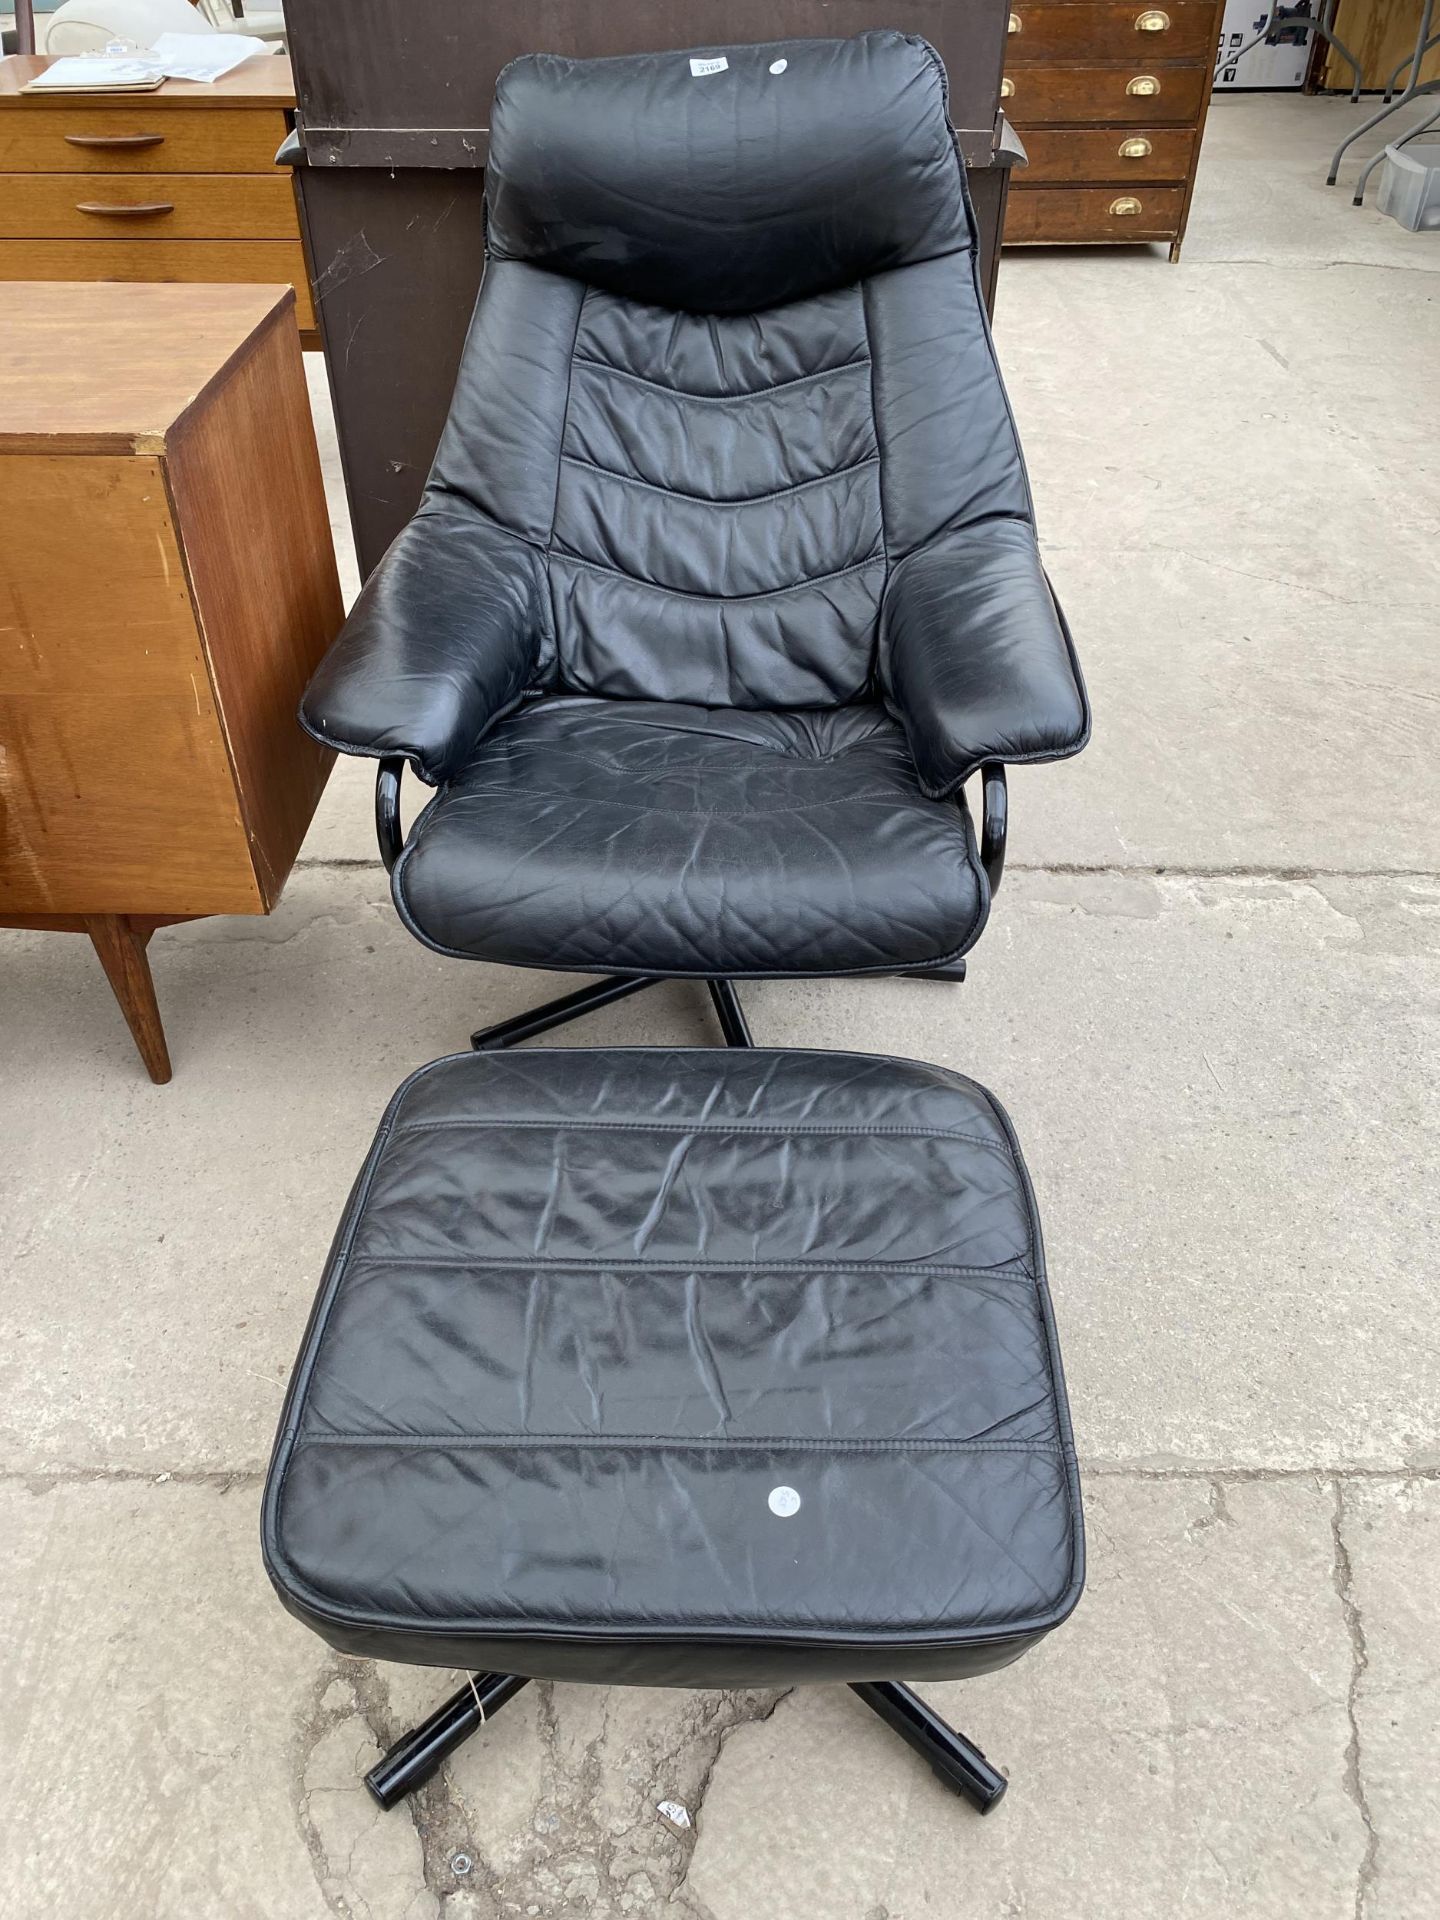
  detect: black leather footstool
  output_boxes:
[263,1048,1083,1818]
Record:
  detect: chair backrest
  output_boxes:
[427,31,1033,710]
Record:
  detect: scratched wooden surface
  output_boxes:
[0,279,293,451]
[0,282,339,919]
[0,52,295,106]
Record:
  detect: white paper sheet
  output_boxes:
[24,58,163,91]
[149,33,273,83]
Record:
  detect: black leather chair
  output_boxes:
[300,31,1089,1047]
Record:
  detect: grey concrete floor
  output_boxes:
[2,90,1438,1920]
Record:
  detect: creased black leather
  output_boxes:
[263,1048,1084,1687]
[393,698,988,975]
[486,35,972,315]
[297,30,1089,972]
[881,520,1091,796]
[300,500,547,786]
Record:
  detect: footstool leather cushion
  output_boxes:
[263,1049,1083,1688]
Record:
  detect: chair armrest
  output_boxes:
[300,499,548,786]
[879,519,1089,798]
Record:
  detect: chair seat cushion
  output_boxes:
[263,1048,1083,1688]
[392,697,989,976]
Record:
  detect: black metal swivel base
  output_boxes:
[467,962,966,1049]
[470,976,754,1051]
[365,1672,531,1810]
[850,1680,1007,1813]
[364,1673,1005,1816]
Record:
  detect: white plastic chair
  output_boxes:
[193,0,285,47]
[43,0,285,54]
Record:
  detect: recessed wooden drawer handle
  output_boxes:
[63,132,165,150]
[1008,10,1022,31]
[1127,74,1161,96]
[1001,76,1015,98]
[1110,196,1144,216]
[1135,9,1171,29]
[1119,137,1154,158]
[76,201,175,217]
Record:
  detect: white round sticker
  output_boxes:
[768,1485,801,1517]
[769,59,788,75]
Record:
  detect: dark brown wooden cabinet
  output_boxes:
[1002,1,1222,258]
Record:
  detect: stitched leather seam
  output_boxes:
[472,742,890,774]
[570,355,871,402]
[550,548,885,603]
[342,1253,1035,1279]
[559,452,880,508]
[859,277,891,580]
[268,1577,1073,1645]
[548,289,589,549]
[293,1433,1060,1454]
[429,785,933,817]
[543,287,590,664]
[390,1117,1014,1158]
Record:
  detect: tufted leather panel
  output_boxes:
[263,1048,1084,1686]
[547,285,883,706]
[393,698,988,975]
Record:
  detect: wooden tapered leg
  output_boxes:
[83,915,172,1084]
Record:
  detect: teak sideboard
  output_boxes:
[0,281,342,1082]
[0,53,315,338]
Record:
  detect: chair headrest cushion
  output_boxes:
[486,31,972,313]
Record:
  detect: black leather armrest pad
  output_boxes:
[880,520,1089,797]
[300,499,548,786]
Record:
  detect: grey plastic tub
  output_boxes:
[1376,139,1440,233]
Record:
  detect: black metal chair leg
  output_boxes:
[707,979,755,1047]
[365,1673,531,1809]
[471,976,661,1050]
[850,1681,1008,1813]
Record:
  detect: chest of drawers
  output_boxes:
[0,53,315,336]
[1001,1,1222,259]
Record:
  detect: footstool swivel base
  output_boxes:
[364,1670,1006,1816]
[365,1673,531,1810]
[851,1681,1007,1813]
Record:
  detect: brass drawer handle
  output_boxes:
[1135,8,1171,28]
[1008,10,1022,31]
[1001,76,1015,98]
[63,132,165,150]
[1127,74,1161,96]
[1119,136,1154,158]
[1110,196,1144,216]
[76,201,175,217]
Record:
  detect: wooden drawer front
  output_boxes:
[0,173,297,241]
[1005,4,1218,63]
[0,239,314,331]
[0,107,289,175]
[1006,184,1185,240]
[1018,125,1196,181]
[1002,63,1209,122]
